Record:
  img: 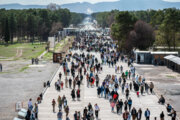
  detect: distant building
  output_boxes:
[134,51,152,64]
[63,27,79,36]
[134,50,178,65]
[164,55,180,73]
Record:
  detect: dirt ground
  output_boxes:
[134,63,180,118]
[0,60,59,120]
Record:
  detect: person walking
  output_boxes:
[170,110,176,120]
[34,103,38,119]
[122,83,125,94]
[76,88,80,101]
[57,96,62,110]
[71,89,76,101]
[97,86,101,97]
[149,82,154,94]
[0,63,2,72]
[69,78,72,88]
[32,58,34,65]
[65,106,69,117]
[95,74,99,87]
[160,111,164,120]
[119,99,123,114]
[123,110,129,120]
[128,70,131,79]
[65,77,68,88]
[140,85,144,95]
[137,108,142,120]
[145,83,149,94]
[57,110,63,120]
[131,107,137,120]
[94,104,100,119]
[59,72,62,80]
[124,100,128,111]
[60,81,64,90]
[111,100,116,112]
[52,99,56,113]
[116,100,120,114]
[144,108,150,120]
[125,88,129,99]
[120,65,123,73]
[28,98,33,110]
[128,97,132,111]
[129,82,132,91]
[25,109,31,120]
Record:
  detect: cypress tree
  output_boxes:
[4,18,10,44]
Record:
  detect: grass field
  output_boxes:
[43,52,53,60]
[0,43,46,60]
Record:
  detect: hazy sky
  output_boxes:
[0,0,179,5]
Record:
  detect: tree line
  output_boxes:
[0,8,86,44]
[92,8,180,52]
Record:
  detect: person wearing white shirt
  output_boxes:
[94,104,100,119]
[28,98,33,110]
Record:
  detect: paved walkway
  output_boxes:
[38,50,170,120]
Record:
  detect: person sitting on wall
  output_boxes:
[166,104,172,113]
[158,95,165,105]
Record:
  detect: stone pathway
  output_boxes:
[38,50,170,120]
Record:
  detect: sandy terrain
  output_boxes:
[0,60,59,120]
[134,64,180,118]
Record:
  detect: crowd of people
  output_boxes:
[25,32,177,120]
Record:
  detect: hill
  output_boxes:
[0,0,180,13]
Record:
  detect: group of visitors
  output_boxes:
[25,32,177,120]
[32,58,39,65]
[26,98,39,120]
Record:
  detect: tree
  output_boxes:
[9,13,16,44]
[160,8,180,50]
[151,10,164,26]
[4,17,10,44]
[16,12,26,42]
[58,9,71,27]
[27,14,36,43]
[129,20,155,50]
[111,11,137,51]
[0,8,88,44]
[126,30,137,53]
[70,13,86,26]
[50,22,62,36]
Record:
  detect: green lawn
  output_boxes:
[43,52,53,60]
[0,43,46,60]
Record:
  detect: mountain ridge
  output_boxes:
[0,0,180,13]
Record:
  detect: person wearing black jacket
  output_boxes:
[131,107,137,120]
[119,99,123,114]
[137,108,142,120]
[71,89,75,101]
[116,100,120,114]
[25,109,31,120]
[160,111,164,120]
[69,78,72,88]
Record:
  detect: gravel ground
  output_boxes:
[134,64,180,118]
[0,60,59,120]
